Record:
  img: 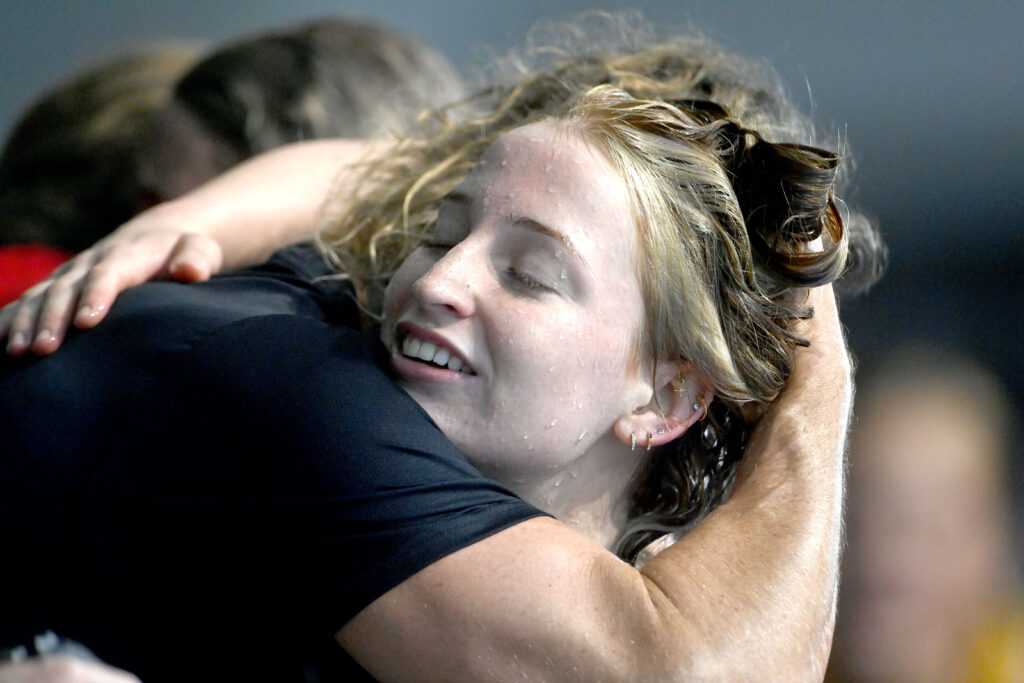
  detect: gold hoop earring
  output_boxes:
[697,396,708,421]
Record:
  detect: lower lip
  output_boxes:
[390,350,472,384]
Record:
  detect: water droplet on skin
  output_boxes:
[548,419,558,427]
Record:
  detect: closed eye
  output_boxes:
[504,267,551,294]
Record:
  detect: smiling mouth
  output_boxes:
[401,334,475,374]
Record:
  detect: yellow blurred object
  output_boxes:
[965,600,1024,682]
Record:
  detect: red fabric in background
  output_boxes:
[0,244,71,306]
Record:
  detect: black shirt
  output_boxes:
[0,248,543,680]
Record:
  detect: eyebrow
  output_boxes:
[443,190,586,266]
[510,216,585,266]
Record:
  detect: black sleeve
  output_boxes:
[166,313,546,630]
[0,273,544,681]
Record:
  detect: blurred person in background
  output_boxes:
[136,17,466,205]
[828,345,1024,682]
[0,44,202,304]
[0,18,464,306]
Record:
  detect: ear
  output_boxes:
[613,360,713,450]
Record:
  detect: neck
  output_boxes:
[484,435,640,551]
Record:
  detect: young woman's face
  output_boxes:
[382,120,653,485]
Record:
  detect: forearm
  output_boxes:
[1,137,388,355]
[125,138,382,270]
[642,284,849,678]
[340,287,850,681]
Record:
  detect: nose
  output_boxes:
[411,241,480,319]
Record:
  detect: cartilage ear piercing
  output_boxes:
[630,433,637,451]
[674,373,687,396]
[693,403,700,412]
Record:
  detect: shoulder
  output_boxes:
[0,255,358,444]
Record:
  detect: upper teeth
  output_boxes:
[402,336,467,372]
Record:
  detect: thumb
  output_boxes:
[166,233,224,282]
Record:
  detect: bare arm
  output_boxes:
[1,138,376,355]
[2,135,848,676]
[141,138,379,272]
[339,284,848,681]
[638,283,848,676]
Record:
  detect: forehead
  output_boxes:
[463,120,638,268]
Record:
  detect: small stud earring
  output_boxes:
[646,432,654,452]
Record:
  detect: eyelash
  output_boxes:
[504,267,550,293]
[422,235,552,295]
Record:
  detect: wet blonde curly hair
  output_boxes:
[316,12,883,562]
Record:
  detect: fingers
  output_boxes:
[0,303,23,351]
[1,243,138,355]
[166,233,224,283]
[2,231,226,356]
[2,257,91,356]
[68,247,151,331]
[2,230,227,357]
[74,234,222,323]
[797,283,843,347]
